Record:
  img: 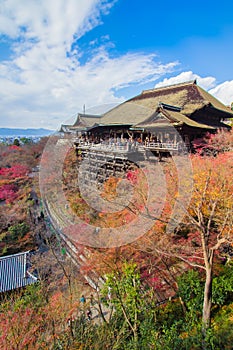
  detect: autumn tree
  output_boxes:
[188,153,232,333]
[138,151,233,341]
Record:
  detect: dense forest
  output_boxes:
[0,131,233,349]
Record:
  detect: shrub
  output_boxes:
[8,222,29,240]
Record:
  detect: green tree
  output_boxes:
[20,137,33,145]
[13,138,20,146]
[101,262,156,349]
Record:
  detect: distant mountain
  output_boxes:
[0,128,54,137]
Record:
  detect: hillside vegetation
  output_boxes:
[0,131,232,349]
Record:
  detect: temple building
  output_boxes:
[62,80,232,146]
[59,80,232,161]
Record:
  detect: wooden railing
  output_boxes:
[145,142,179,151]
[76,140,182,152]
[76,141,139,153]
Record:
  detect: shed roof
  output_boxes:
[0,251,37,293]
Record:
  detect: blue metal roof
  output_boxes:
[0,251,37,293]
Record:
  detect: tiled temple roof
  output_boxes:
[100,80,233,128]
[0,251,37,293]
[70,113,101,130]
[130,80,233,116]
[59,81,232,133]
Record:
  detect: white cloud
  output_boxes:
[0,0,113,46]
[154,71,216,90]
[0,0,178,129]
[1,2,231,130]
[209,81,233,106]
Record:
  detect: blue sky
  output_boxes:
[0,0,233,129]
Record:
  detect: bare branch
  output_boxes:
[211,237,227,251]
[151,247,206,271]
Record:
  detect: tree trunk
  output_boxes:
[202,265,212,331]
[202,247,214,348]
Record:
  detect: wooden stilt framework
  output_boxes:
[78,144,144,187]
[75,141,183,185]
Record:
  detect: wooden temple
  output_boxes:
[60,80,232,183]
[60,80,231,144]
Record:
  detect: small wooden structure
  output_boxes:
[0,251,37,293]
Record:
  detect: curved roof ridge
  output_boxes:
[141,79,197,95]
